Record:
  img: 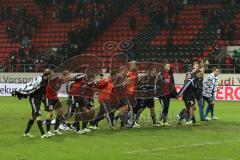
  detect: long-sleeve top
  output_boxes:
[203,73,218,99]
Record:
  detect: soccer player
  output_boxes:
[203,67,220,120]
[133,67,161,128]
[90,75,116,129]
[196,66,208,121]
[112,66,132,128]
[67,73,88,134]
[68,70,99,133]
[158,63,177,126]
[125,61,138,127]
[44,70,70,136]
[12,69,52,138]
[178,70,204,125]
[80,71,98,132]
[177,61,200,121]
[186,61,200,79]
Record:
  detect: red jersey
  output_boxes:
[69,79,85,96]
[98,77,113,102]
[163,70,171,95]
[46,83,58,100]
[46,77,63,100]
[125,71,137,96]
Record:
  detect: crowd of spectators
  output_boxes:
[218,22,236,40]
[1,0,240,73]
[5,6,37,41]
[1,5,38,72]
[160,54,236,73]
[49,0,134,65]
[3,5,37,56]
[129,0,183,31]
[2,0,134,71]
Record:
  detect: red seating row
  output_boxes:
[151,4,222,47]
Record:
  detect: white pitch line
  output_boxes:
[136,153,220,160]
[125,139,240,154]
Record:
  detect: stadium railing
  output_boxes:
[8,64,57,72]
[205,64,237,73]
[4,63,239,73]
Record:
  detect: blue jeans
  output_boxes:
[197,98,205,120]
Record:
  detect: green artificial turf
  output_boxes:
[0,97,239,160]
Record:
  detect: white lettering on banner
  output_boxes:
[0,83,239,101]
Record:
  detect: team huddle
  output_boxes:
[12,61,220,139]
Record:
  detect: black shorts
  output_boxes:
[67,95,72,106]
[45,99,61,111]
[72,96,87,108]
[128,96,137,107]
[29,97,42,117]
[203,96,214,104]
[134,98,154,113]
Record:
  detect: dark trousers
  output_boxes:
[205,103,215,118]
[159,96,170,122]
[203,96,215,118]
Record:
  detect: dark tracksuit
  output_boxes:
[134,74,156,124]
[158,70,177,123]
[178,77,200,122]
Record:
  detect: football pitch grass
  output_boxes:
[0,97,240,160]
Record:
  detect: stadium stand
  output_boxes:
[1,0,89,70]
[0,0,133,71]
[0,0,240,73]
[84,0,151,64]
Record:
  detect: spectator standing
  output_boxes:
[21,36,31,49]
[225,55,233,73]
[138,1,145,16]
[129,16,136,31]
[201,8,208,26]
[219,23,225,39]
[167,32,173,50]
[227,23,236,40]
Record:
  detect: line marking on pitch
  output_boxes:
[125,139,240,154]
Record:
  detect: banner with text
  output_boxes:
[1,83,239,100]
[1,73,240,86]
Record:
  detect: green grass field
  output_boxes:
[0,97,240,160]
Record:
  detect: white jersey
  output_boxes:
[203,73,218,98]
[17,75,43,95]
